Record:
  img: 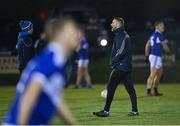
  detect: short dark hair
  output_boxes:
[114,17,124,26]
[154,20,164,27]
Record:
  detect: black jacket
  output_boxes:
[17,33,34,70]
[110,27,132,72]
[34,38,47,55]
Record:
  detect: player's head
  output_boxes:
[45,17,80,50]
[111,17,124,31]
[19,20,33,34]
[155,21,165,33]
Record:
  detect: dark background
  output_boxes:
[0,0,180,84]
[1,0,180,52]
[1,0,180,20]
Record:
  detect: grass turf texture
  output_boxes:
[0,84,180,125]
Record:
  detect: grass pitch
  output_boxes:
[0,84,180,125]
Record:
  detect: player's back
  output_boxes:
[149,30,165,57]
[4,42,66,125]
[78,37,89,60]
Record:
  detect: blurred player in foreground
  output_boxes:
[145,21,170,96]
[93,17,138,117]
[3,18,80,125]
[75,29,92,89]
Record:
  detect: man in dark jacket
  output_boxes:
[17,20,34,74]
[93,17,138,117]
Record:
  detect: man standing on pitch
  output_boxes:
[17,20,34,74]
[93,17,138,117]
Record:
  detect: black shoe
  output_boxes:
[86,84,92,89]
[128,111,139,116]
[153,92,163,96]
[146,93,153,96]
[81,83,86,88]
[74,85,80,89]
[93,110,109,117]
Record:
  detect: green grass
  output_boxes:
[0,84,180,125]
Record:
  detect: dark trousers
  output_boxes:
[104,69,138,112]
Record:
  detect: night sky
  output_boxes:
[1,0,180,21]
[1,0,180,50]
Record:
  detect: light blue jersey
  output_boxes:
[78,37,89,60]
[149,30,166,56]
[4,42,66,125]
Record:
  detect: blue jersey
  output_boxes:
[78,38,89,60]
[149,30,166,56]
[4,42,66,125]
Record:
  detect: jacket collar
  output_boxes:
[114,27,125,34]
[18,31,29,38]
[155,29,162,34]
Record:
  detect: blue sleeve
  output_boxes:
[28,60,59,87]
[35,56,58,79]
[30,50,66,85]
[29,55,64,108]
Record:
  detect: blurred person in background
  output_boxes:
[64,51,77,88]
[145,21,170,96]
[16,20,34,74]
[93,17,138,117]
[75,28,92,89]
[34,31,47,55]
[3,17,80,125]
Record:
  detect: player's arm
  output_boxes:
[112,36,128,63]
[162,40,170,53]
[18,79,42,125]
[144,40,151,63]
[57,99,78,125]
[145,40,151,57]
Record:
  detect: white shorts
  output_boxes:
[149,54,162,69]
[78,59,89,68]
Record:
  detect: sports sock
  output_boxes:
[147,88,151,94]
[154,88,158,94]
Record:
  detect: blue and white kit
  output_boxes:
[149,30,166,69]
[3,42,66,125]
[77,37,89,68]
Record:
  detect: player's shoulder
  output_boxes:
[48,43,66,67]
[35,43,66,69]
[154,30,164,37]
[151,31,157,36]
[150,31,160,39]
[29,43,66,78]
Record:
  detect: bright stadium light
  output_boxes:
[100,39,108,47]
